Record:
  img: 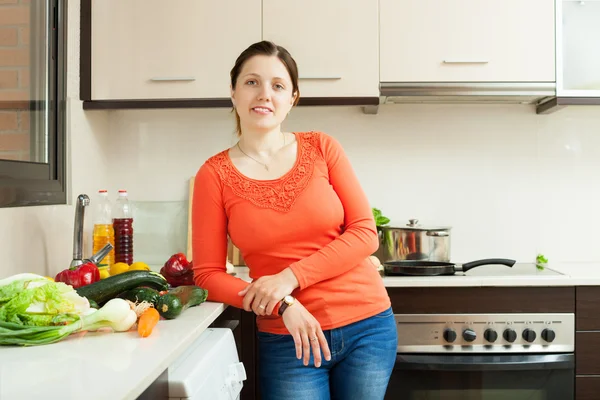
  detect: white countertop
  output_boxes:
[0,269,254,400]
[0,301,227,400]
[382,262,600,287]
[2,263,599,399]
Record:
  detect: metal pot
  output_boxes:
[376,219,452,263]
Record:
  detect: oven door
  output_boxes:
[385,353,574,400]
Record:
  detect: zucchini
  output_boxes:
[75,270,168,305]
[122,287,160,307]
[156,286,208,320]
[157,294,183,319]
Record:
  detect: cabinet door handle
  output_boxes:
[150,77,196,82]
[299,76,342,80]
[443,60,489,64]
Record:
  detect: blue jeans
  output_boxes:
[258,307,398,400]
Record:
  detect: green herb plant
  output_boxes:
[536,254,548,270]
[372,208,390,227]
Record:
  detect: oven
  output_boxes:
[385,313,575,400]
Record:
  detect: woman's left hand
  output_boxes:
[239,268,299,316]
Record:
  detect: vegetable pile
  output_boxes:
[0,268,208,346]
[0,274,136,346]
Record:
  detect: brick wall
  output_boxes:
[0,0,31,162]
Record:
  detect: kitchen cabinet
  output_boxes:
[81,0,379,109]
[557,0,600,96]
[261,0,379,98]
[379,0,555,83]
[536,0,600,113]
[89,0,261,101]
[575,287,600,400]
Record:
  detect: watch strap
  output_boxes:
[278,301,289,316]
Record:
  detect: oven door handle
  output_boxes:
[396,353,574,371]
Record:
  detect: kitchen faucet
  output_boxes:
[70,194,90,268]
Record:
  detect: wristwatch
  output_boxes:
[278,295,295,316]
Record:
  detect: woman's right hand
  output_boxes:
[282,301,332,368]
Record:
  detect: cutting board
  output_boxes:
[186,177,245,266]
[186,177,194,261]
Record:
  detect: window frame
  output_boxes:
[0,0,67,208]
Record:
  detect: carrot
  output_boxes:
[137,307,160,337]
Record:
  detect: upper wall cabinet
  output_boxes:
[262,0,379,98]
[557,0,600,96]
[90,0,261,100]
[379,0,555,83]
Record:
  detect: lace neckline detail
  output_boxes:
[208,131,321,212]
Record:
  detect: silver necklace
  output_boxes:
[237,133,286,171]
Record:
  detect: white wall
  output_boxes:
[104,104,600,265]
[0,0,110,278]
[2,0,600,278]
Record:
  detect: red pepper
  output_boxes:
[54,261,100,289]
[163,253,192,277]
[160,265,195,287]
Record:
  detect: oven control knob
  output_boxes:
[462,329,477,342]
[542,328,556,343]
[503,329,517,343]
[484,329,498,343]
[522,329,537,343]
[443,329,457,343]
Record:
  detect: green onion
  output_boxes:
[0,298,137,346]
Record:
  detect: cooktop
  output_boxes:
[384,263,566,277]
[456,263,565,277]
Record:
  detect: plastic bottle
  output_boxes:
[92,190,115,266]
[112,189,134,265]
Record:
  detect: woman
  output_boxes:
[192,41,397,400]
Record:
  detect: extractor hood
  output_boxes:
[379,82,556,105]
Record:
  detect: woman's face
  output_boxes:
[231,55,297,133]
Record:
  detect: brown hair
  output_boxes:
[230,41,300,136]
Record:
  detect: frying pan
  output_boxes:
[383,258,516,276]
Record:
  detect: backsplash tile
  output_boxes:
[131,200,188,266]
[103,104,600,265]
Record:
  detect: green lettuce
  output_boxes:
[0,278,89,326]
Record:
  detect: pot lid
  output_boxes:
[383,219,452,232]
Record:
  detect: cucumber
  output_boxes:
[156,286,208,319]
[157,294,183,319]
[76,270,168,305]
[122,287,160,306]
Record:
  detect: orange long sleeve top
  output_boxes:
[192,131,391,334]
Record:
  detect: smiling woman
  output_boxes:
[192,40,397,400]
[0,0,67,208]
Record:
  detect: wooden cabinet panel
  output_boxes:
[262,0,379,97]
[576,376,600,400]
[576,287,600,330]
[91,0,261,100]
[380,0,555,82]
[388,287,575,314]
[576,332,600,375]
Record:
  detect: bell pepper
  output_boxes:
[162,253,190,276]
[160,253,195,287]
[54,261,100,289]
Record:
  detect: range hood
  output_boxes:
[379,82,556,105]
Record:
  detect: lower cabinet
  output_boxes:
[576,287,600,400]
[220,286,600,399]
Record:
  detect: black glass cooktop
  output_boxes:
[454,263,564,277]
[384,262,565,277]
